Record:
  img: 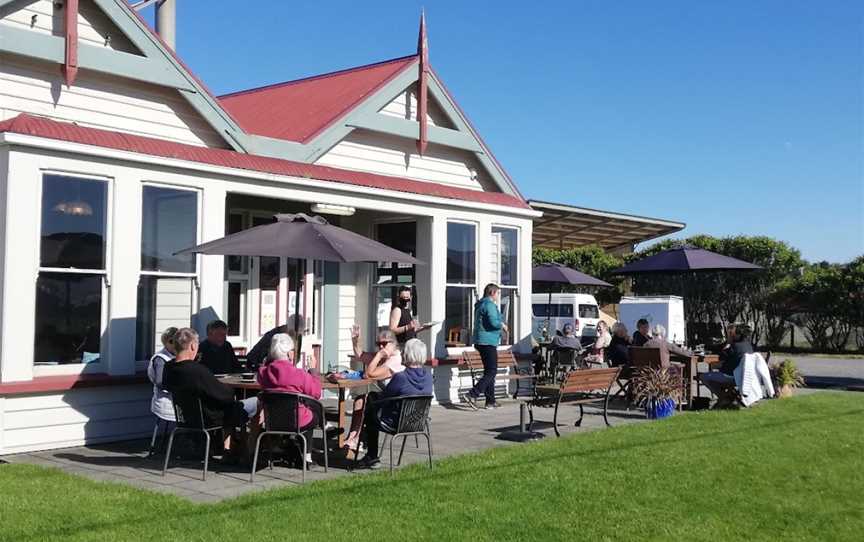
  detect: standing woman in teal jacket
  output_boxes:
[463,283,508,409]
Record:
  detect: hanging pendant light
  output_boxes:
[52,201,93,216]
[52,179,94,216]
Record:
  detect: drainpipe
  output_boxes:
[155,0,176,50]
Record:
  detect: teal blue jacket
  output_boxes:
[473,296,503,346]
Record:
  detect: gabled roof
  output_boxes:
[219,55,418,143]
[0,114,531,210]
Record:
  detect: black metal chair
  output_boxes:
[251,391,328,483]
[553,347,579,382]
[162,396,223,481]
[367,395,433,474]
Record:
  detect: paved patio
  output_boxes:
[2,399,646,503]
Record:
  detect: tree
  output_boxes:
[532,246,624,306]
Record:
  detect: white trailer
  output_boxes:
[619,296,686,344]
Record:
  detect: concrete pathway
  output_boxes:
[2,399,645,503]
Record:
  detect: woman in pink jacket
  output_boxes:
[257,333,322,467]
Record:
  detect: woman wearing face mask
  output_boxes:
[390,285,419,347]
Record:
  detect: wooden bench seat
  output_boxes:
[460,349,535,401]
[528,367,621,436]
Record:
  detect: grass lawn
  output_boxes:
[1,393,862,541]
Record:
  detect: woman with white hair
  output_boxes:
[257,333,323,468]
[357,338,433,469]
[644,324,693,368]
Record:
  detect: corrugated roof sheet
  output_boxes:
[0,114,530,209]
[219,56,417,143]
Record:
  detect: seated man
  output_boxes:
[257,333,322,468]
[163,328,258,462]
[246,314,319,371]
[357,338,433,469]
[551,323,583,351]
[198,320,244,374]
[702,324,754,408]
[342,326,405,454]
[632,318,653,347]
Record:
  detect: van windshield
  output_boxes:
[578,304,599,319]
[533,304,574,318]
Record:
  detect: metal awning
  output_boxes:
[529,200,686,251]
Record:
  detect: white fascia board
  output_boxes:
[0,133,542,219]
[528,200,685,229]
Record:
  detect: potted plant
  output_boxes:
[631,366,682,419]
[770,359,805,398]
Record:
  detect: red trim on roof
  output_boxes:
[0,114,530,209]
[218,56,417,143]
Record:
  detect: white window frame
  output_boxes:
[135,181,202,362]
[445,220,479,345]
[492,225,520,346]
[33,171,113,376]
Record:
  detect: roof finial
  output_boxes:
[416,9,429,155]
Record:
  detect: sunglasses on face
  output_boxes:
[377,341,391,347]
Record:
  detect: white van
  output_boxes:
[531,293,602,340]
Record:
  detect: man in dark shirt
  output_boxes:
[632,319,652,347]
[198,320,243,374]
[701,324,754,408]
[164,328,258,458]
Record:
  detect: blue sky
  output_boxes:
[143,1,862,263]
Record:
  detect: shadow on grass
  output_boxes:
[12,403,864,541]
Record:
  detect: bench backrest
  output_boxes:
[560,367,621,394]
[462,349,517,370]
[629,347,662,369]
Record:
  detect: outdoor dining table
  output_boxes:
[671,353,720,407]
[220,374,380,448]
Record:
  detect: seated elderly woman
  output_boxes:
[643,324,692,368]
[256,333,323,467]
[584,320,612,366]
[342,326,405,454]
[357,338,433,469]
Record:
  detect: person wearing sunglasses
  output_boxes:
[343,326,405,454]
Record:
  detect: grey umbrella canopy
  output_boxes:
[533,263,612,287]
[611,246,761,275]
[177,213,422,264]
[177,213,421,362]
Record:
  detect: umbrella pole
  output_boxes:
[546,290,552,337]
[293,258,302,364]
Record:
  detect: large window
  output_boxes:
[35,174,108,365]
[135,185,199,360]
[492,226,519,345]
[444,222,476,346]
[374,221,417,328]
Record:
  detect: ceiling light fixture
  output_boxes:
[310,203,355,216]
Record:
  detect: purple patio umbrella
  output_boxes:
[611,247,762,275]
[177,213,422,357]
[532,263,612,334]
[533,263,613,287]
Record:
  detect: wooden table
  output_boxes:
[672,354,720,408]
[221,375,378,448]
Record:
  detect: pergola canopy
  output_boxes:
[529,200,685,252]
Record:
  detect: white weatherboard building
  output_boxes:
[0,0,539,454]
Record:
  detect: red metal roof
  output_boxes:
[0,114,530,209]
[219,56,418,143]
